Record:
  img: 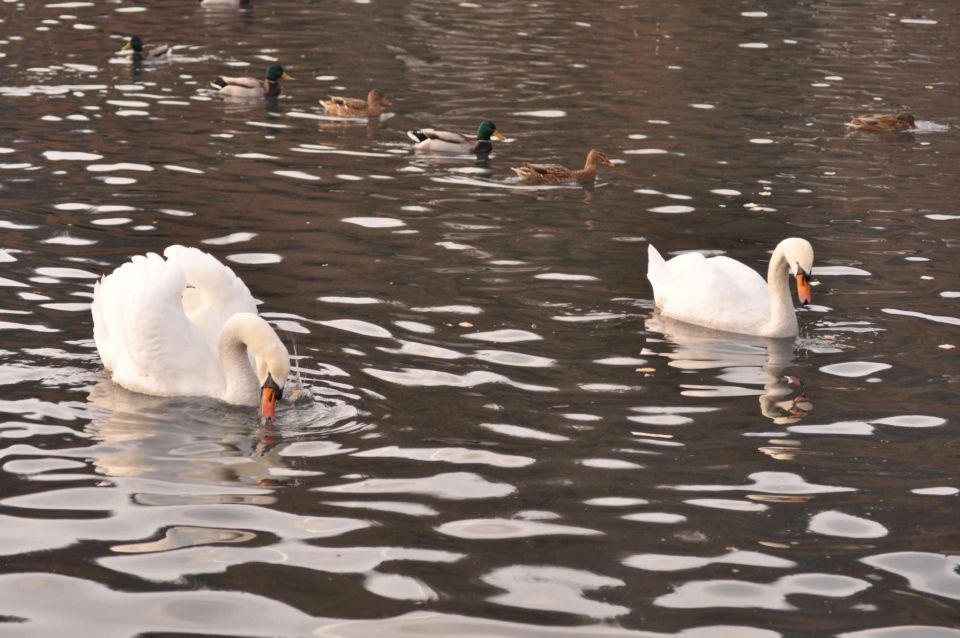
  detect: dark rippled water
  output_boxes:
[1,1,958,636]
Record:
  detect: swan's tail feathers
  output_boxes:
[646,243,666,307]
[407,129,427,143]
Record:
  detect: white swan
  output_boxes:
[91,246,290,422]
[647,237,814,338]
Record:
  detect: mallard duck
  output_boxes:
[211,64,291,99]
[511,149,614,184]
[200,0,250,6]
[407,120,505,154]
[121,36,172,62]
[845,112,917,131]
[320,89,392,117]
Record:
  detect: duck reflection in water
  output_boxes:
[645,315,813,426]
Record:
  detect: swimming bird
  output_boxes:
[211,64,291,99]
[121,36,172,62]
[646,238,814,338]
[91,246,290,423]
[407,120,505,154]
[320,89,392,117]
[511,149,614,184]
[845,112,917,131]
[200,0,250,6]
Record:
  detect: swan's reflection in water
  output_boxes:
[84,378,359,488]
[645,315,813,428]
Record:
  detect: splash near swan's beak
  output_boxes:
[493,130,506,141]
[796,272,812,305]
[260,373,282,424]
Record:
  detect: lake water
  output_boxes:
[0,1,958,636]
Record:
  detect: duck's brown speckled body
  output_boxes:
[846,112,917,131]
[320,90,392,117]
[512,149,614,184]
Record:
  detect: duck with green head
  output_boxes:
[407,120,505,154]
[211,64,292,99]
[121,36,172,62]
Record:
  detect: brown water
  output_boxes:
[0,1,958,636]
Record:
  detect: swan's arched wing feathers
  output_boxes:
[654,251,769,333]
[91,279,115,371]
[163,245,258,346]
[92,250,222,397]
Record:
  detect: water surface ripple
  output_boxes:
[0,0,958,636]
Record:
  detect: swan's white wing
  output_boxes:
[653,251,770,334]
[163,245,258,347]
[91,280,115,372]
[93,251,222,397]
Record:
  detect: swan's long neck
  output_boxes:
[218,314,264,406]
[216,313,289,407]
[764,245,798,337]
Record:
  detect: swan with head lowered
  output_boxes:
[91,246,290,422]
[647,238,814,338]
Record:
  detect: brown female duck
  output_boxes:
[845,112,917,131]
[511,149,615,184]
[320,90,392,117]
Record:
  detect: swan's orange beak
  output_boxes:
[260,374,282,424]
[796,271,812,305]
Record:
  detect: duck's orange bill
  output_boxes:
[796,273,812,305]
[493,130,506,141]
[261,385,278,423]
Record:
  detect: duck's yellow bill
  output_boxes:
[122,42,133,51]
[261,385,278,423]
[493,130,506,141]
[281,72,293,80]
[796,273,812,305]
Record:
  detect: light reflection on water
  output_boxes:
[0,0,958,636]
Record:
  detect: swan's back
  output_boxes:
[647,244,770,334]
[92,247,257,398]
